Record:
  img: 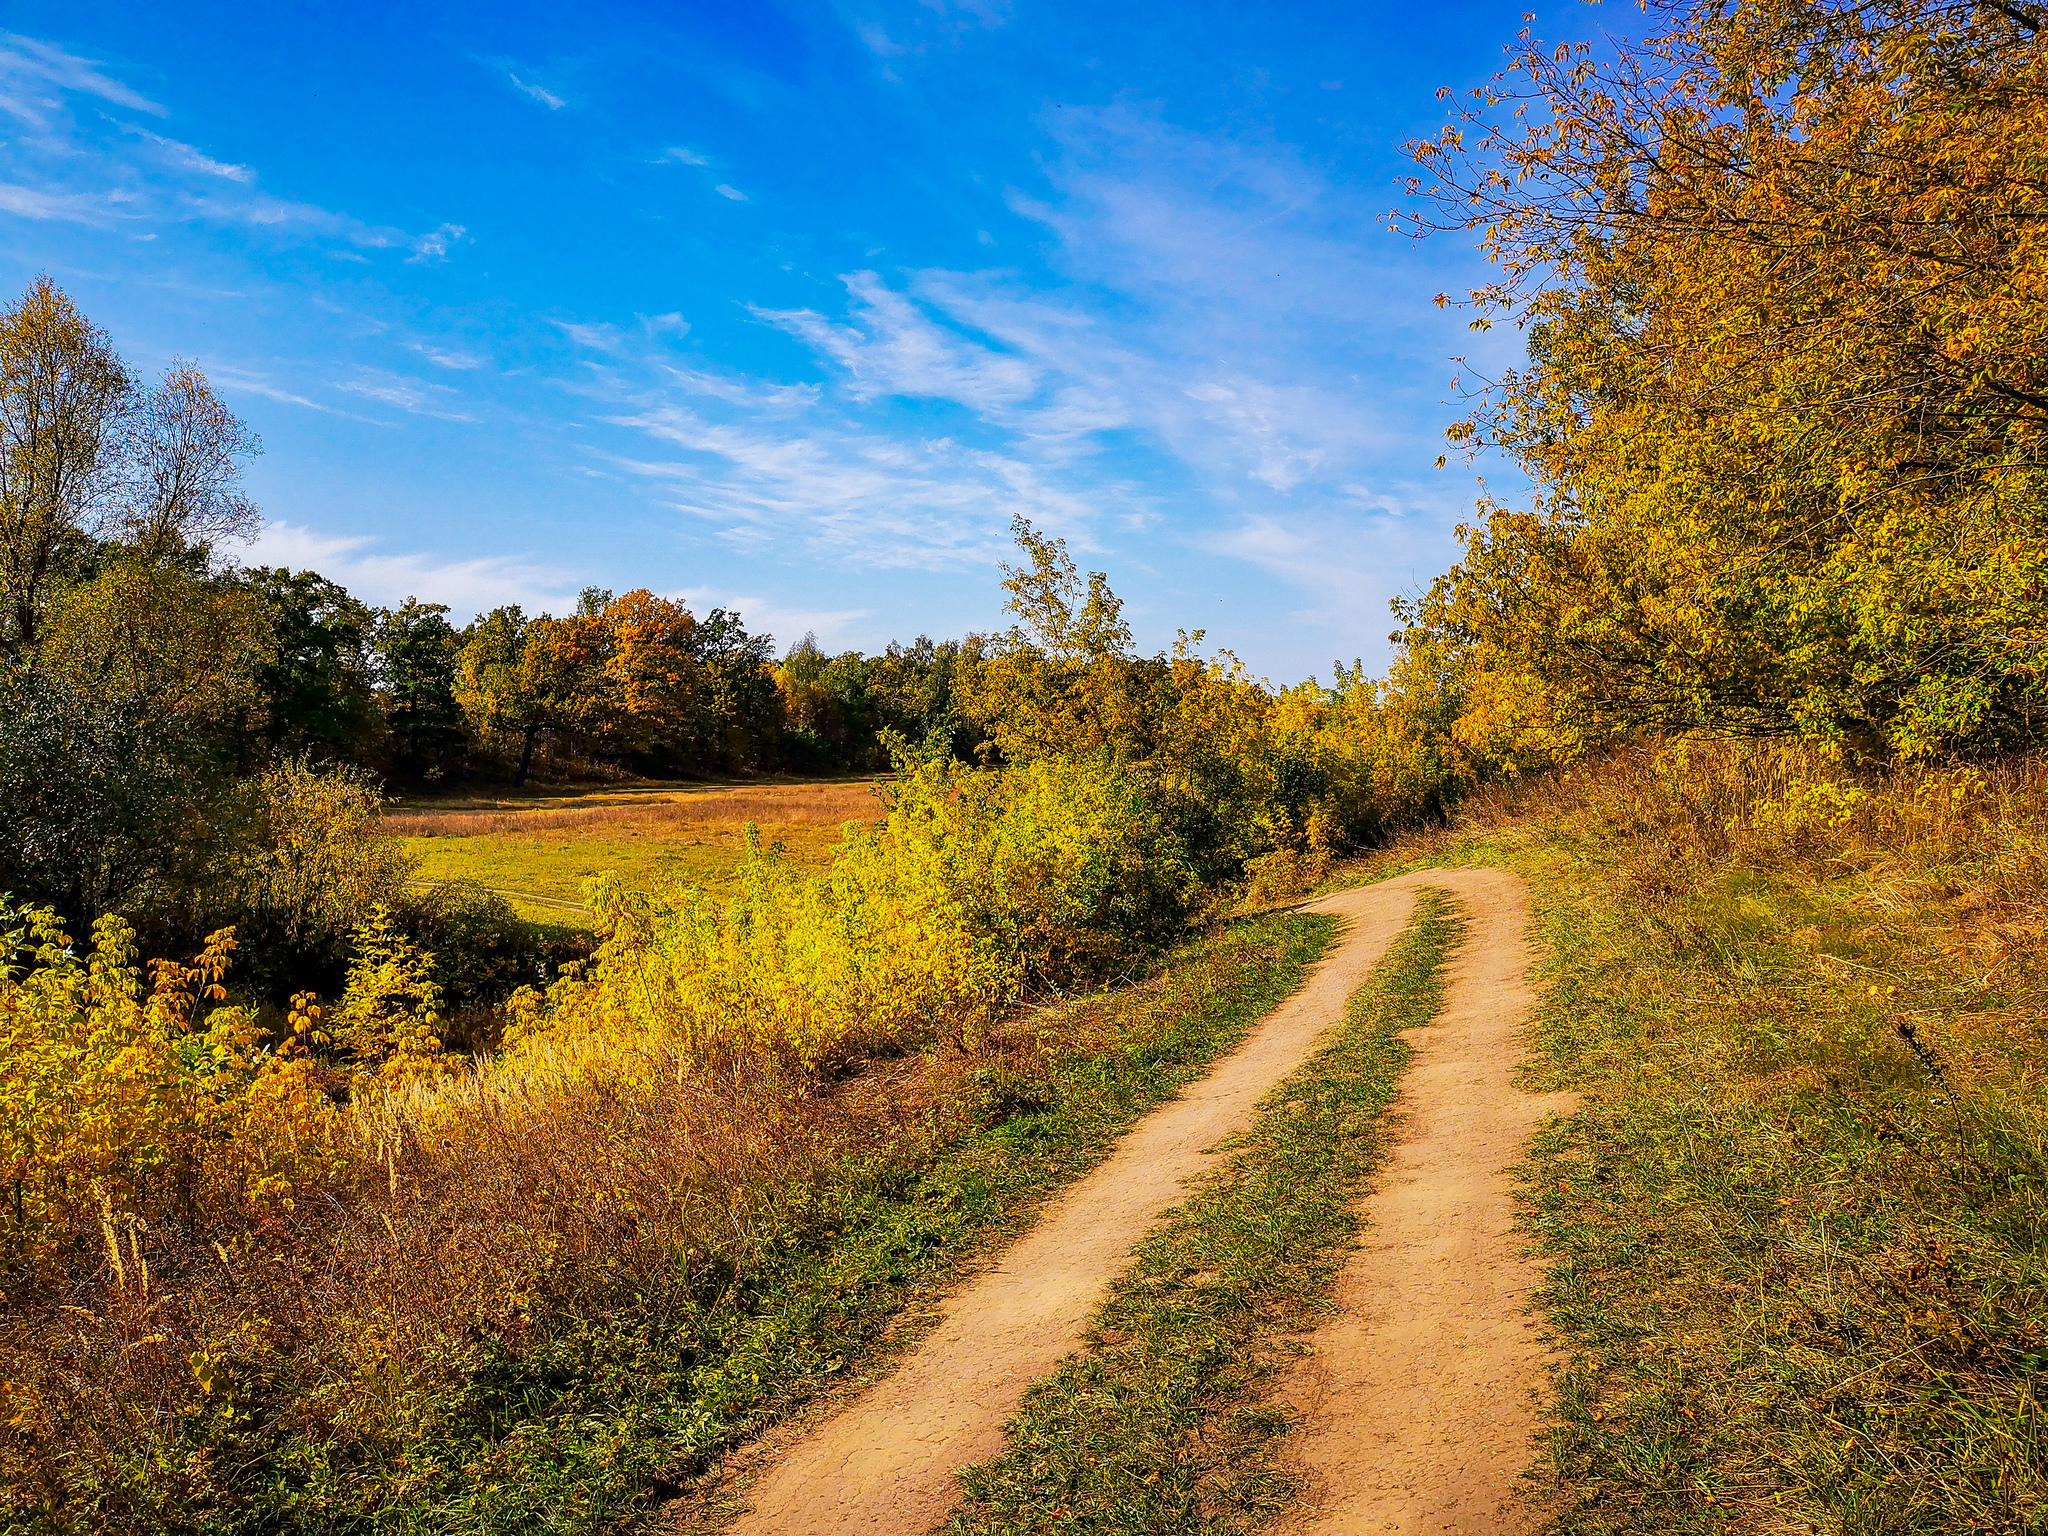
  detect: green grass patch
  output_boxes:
[943,890,1463,1535]
[403,823,847,925]
[1381,801,2048,1535]
[97,911,1340,1536]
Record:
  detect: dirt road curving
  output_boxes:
[712,868,1560,1536]
[1276,866,1573,1535]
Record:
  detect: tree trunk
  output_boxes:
[514,723,539,788]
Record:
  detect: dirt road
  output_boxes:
[714,868,1559,1536]
[1277,866,1572,1534]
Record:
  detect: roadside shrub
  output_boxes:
[0,906,343,1280]
[509,751,1197,1072]
[392,879,587,1046]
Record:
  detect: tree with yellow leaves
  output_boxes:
[1405,0,2048,760]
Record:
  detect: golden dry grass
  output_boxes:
[381,781,885,839]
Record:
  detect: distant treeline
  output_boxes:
[227,570,981,785]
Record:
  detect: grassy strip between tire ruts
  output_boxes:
[944,889,1464,1536]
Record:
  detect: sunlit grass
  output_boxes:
[392,780,884,925]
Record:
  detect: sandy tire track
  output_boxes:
[713,879,1424,1536]
[1275,867,1573,1535]
[706,868,1561,1536]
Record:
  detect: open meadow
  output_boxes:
[386,779,887,924]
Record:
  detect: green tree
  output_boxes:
[374,599,467,780]
[0,670,231,927]
[233,566,383,764]
[956,517,1165,765]
[456,604,556,786]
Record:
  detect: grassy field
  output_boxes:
[388,779,884,925]
[1358,746,2048,1535]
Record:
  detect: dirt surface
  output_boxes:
[710,868,1564,1536]
[716,879,1427,1536]
[1276,866,1573,1535]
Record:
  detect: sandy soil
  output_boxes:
[705,867,1564,1536]
[1275,866,1573,1535]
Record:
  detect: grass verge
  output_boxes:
[1364,745,2048,1535]
[10,911,1337,1536]
[943,890,1463,1535]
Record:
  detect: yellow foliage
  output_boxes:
[0,908,343,1276]
[329,905,450,1084]
[506,751,1195,1071]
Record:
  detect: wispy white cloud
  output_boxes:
[597,397,1108,568]
[135,129,252,182]
[567,98,1488,658]
[248,521,580,618]
[844,1,1012,60]
[654,363,816,410]
[0,180,111,222]
[208,365,393,424]
[758,271,1040,412]
[656,146,709,166]
[0,32,165,120]
[407,222,469,263]
[504,72,565,109]
[0,32,460,258]
[555,319,625,353]
[409,342,486,370]
[333,370,477,423]
[714,183,748,202]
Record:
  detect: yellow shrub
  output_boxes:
[507,753,1195,1071]
[0,907,344,1277]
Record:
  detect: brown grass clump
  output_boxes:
[382,782,883,839]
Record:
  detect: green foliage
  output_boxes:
[376,598,468,780]
[35,558,272,723]
[0,277,132,654]
[395,880,584,1040]
[233,565,383,765]
[774,632,982,769]
[236,757,415,941]
[951,520,1475,887]
[0,667,234,927]
[329,904,448,1082]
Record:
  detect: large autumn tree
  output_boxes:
[1406,0,2048,760]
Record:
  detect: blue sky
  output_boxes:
[0,0,1579,683]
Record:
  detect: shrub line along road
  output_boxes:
[712,868,1565,1535]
